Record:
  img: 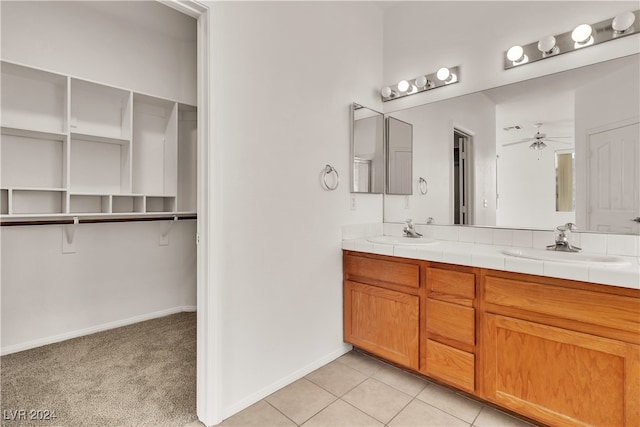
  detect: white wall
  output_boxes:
[0,1,198,354]
[1,220,197,354]
[0,1,197,104]
[385,92,496,225]
[208,1,383,418]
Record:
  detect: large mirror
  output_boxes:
[351,103,384,193]
[384,54,640,234]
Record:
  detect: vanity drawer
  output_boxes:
[425,339,475,393]
[484,275,640,336]
[344,253,420,290]
[426,299,475,347]
[428,267,475,306]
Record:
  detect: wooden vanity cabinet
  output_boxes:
[343,252,421,370]
[422,265,478,393]
[480,270,640,427]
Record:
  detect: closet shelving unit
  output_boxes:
[0,61,197,224]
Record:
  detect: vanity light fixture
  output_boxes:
[504,9,639,70]
[381,66,460,102]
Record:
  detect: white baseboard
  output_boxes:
[222,343,353,420]
[1,306,197,356]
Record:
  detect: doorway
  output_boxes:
[453,129,472,225]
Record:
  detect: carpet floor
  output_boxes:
[1,312,197,427]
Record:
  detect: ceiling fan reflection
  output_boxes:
[502,123,572,159]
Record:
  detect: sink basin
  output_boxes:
[502,248,631,266]
[367,235,439,246]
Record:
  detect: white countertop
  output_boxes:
[342,236,640,290]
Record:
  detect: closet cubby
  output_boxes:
[1,190,8,215]
[0,60,197,220]
[177,105,197,212]
[69,194,111,214]
[1,62,67,134]
[12,189,66,215]
[132,94,177,197]
[112,195,144,214]
[70,79,131,141]
[145,196,176,213]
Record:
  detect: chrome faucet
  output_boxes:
[546,223,582,252]
[403,219,423,238]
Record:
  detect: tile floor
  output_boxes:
[215,350,538,427]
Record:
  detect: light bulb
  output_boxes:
[397,80,410,93]
[415,75,428,89]
[506,45,524,62]
[436,68,450,81]
[571,24,592,43]
[612,11,635,33]
[381,86,393,98]
[537,35,557,54]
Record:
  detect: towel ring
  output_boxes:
[418,177,428,195]
[322,164,339,191]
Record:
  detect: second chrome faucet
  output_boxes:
[547,222,582,252]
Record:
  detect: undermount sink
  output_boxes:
[501,248,631,266]
[367,235,439,246]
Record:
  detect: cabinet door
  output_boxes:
[344,280,419,370]
[483,314,640,427]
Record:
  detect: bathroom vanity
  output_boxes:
[343,248,640,427]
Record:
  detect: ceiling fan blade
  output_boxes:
[545,139,573,145]
[546,136,573,139]
[502,138,534,147]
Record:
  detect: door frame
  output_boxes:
[159,1,220,425]
[452,125,475,225]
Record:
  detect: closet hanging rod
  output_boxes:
[1,214,197,227]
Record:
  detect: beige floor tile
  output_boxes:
[305,360,368,396]
[183,421,206,427]
[372,363,428,397]
[336,350,386,376]
[218,400,296,426]
[265,378,336,425]
[388,399,470,427]
[416,383,482,423]
[473,406,537,427]
[302,399,383,427]
[342,378,413,424]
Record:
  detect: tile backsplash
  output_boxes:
[343,223,640,258]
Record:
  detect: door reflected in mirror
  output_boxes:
[386,117,413,195]
[555,150,575,212]
[351,103,384,193]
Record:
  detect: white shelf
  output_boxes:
[70,132,130,145]
[1,126,67,141]
[1,61,196,220]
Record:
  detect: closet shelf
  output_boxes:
[1,126,67,141]
[70,132,130,145]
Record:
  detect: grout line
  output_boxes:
[263,400,301,426]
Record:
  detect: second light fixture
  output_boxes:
[381,66,460,102]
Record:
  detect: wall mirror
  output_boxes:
[384,54,639,234]
[351,103,384,193]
